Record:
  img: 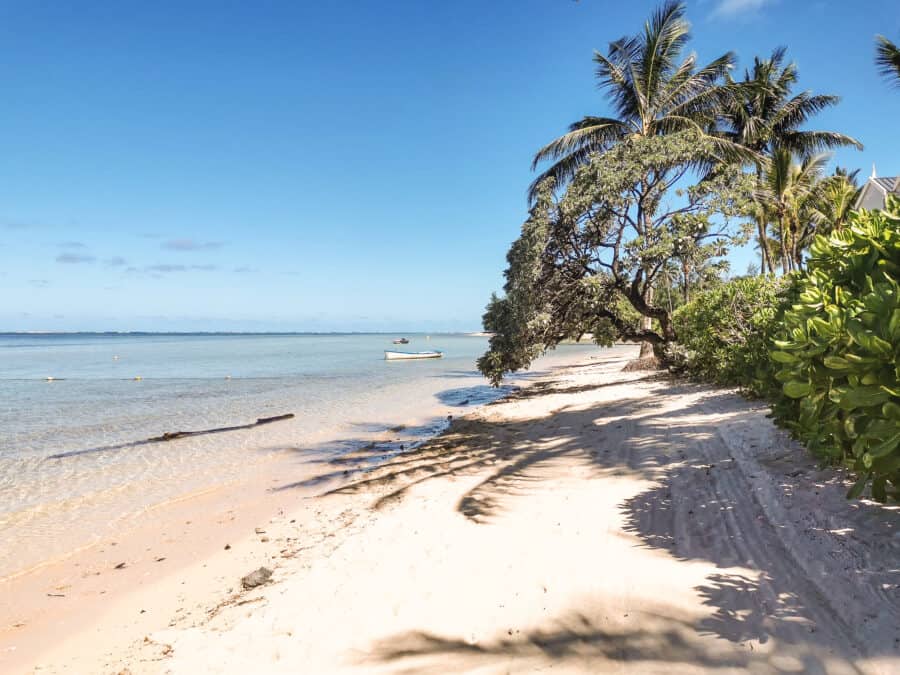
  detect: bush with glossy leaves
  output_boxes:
[768,196,900,501]
[672,276,786,396]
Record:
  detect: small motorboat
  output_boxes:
[392,338,410,344]
[384,350,443,361]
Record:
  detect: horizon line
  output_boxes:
[0,330,491,337]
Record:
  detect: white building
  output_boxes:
[855,166,900,210]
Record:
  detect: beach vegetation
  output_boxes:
[671,275,786,395]
[755,150,831,273]
[718,47,862,274]
[764,197,900,501]
[809,168,862,235]
[478,131,754,384]
[527,1,745,204]
[480,2,760,383]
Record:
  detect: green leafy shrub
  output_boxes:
[769,197,900,501]
[672,276,786,396]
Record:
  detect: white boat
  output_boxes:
[384,350,443,361]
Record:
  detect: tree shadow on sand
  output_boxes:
[304,375,898,673]
[364,608,856,675]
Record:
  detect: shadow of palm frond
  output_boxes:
[286,370,900,672]
[366,609,806,674]
[310,381,711,522]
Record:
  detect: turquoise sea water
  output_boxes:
[0,333,605,578]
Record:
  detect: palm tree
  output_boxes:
[720,48,862,274]
[528,1,738,202]
[810,168,861,234]
[758,150,829,272]
[529,1,749,359]
[876,35,900,86]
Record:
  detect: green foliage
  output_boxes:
[718,46,861,274]
[672,276,786,395]
[767,197,900,501]
[528,0,741,201]
[478,131,754,385]
[477,181,556,385]
[876,35,900,87]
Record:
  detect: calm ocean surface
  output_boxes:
[0,333,605,579]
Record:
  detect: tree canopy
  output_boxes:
[478,131,753,384]
[528,1,740,202]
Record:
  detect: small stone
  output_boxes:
[241,567,273,590]
[224,544,231,550]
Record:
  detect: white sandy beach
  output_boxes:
[7,346,900,674]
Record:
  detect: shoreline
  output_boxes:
[1,334,597,584]
[7,346,900,673]
[0,346,598,673]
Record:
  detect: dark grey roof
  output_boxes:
[873,177,900,193]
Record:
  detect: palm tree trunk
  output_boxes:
[757,219,773,275]
[778,216,790,274]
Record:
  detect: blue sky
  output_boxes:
[1,0,898,332]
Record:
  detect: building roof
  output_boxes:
[854,174,900,210]
[871,176,900,193]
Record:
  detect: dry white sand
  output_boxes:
[11,347,900,674]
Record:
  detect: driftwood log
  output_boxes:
[49,413,295,459]
[149,414,295,443]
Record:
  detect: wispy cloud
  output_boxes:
[59,241,86,249]
[28,279,49,288]
[56,253,96,264]
[233,266,257,274]
[105,256,127,266]
[710,0,774,19]
[142,263,218,274]
[147,264,187,273]
[162,238,223,251]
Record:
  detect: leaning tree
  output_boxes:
[478,131,753,384]
[525,1,754,360]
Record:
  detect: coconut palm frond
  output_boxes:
[527,147,598,205]
[530,1,734,202]
[779,129,864,155]
[531,118,627,170]
[876,35,900,86]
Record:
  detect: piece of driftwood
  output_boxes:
[256,414,294,425]
[49,413,295,460]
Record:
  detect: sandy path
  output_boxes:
[28,348,900,673]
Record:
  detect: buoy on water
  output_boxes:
[112,355,119,361]
[45,376,55,382]
[133,376,142,381]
